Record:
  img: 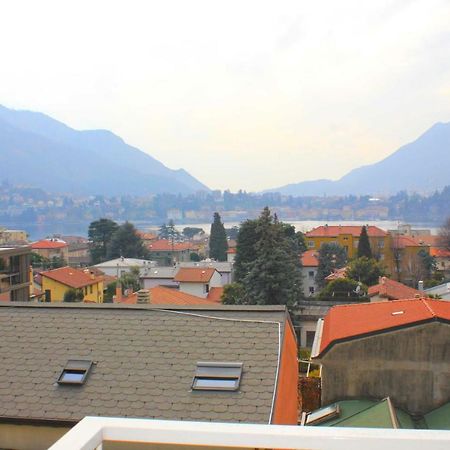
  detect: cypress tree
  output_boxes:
[233,218,260,282]
[209,212,228,261]
[357,225,372,259]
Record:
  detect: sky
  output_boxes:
[1,0,450,192]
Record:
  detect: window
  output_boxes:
[309,286,315,295]
[192,362,243,391]
[378,240,385,248]
[306,331,315,348]
[89,285,93,294]
[305,403,340,425]
[58,360,92,385]
[308,240,314,248]
[205,284,210,294]
[308,271,314,279]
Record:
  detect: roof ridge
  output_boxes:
[421,298,436,317]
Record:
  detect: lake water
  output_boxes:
[9,219,440,241]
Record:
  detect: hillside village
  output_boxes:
[1,213,449,448]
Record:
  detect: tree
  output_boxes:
[315,243,348,288]
[182,227,204,239]
[88,218,118,264]
[159,220,180,240]
[223,207,303,309]
[225,226,240,240]
[346,256,385,286]
[190,252,201,262]
[108,222,149,259]
[209,212,228,261]
[104,281,117,303]
[242,208,303,308]
[119,266,141,293]
[64,288,84,302]
[318,278,367,302]
[357,226,372,258]
[439,217,450,251]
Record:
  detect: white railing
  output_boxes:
[49,416,450,450]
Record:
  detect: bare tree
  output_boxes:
[439,217,450,251]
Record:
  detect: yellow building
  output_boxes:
[305,225,390,260]
[41,266,103,302]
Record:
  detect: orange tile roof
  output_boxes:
[368,277,422,300]
[415,235,440,246]
[306,225,387,238]
[207,287,224,303]
[226,248,237,254]
[136,231,158,240]
[31,239,68,249]
[41,266,102,289]
[324,267,347,281]
[174,267,217,283]
[301,250,319,267]
[148,239,192,252]
[390,235,424,249]
[430,247,450,258]
[318,298,450,355]
[116,286,219,306]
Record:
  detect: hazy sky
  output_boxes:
[1,0,450,191]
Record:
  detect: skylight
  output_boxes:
[304,403,340,425]
[58,360,93,385]
[192,362,243,391]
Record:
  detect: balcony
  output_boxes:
[49,417,450,450]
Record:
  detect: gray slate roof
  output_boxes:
[0,303,287,424]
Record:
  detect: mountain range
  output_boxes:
[0,105,209,196]
[267,122,450,196]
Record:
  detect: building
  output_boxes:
[94,257,156,277]
[312,298,450,415]
[301,250,319,297]
[0,303,298,449]
[305,225,389,259]
[174,267,222,298]
[0,246,31,301]
[430,247,450,277]
[148,239,193,265]
[226,247,236,263]
[179,260,234,285]
[425,282,450,300]
[368,276,423,301]
[41,266,104,302]
[0,228,27,245]
[31,238,69,261]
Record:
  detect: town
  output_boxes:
[0,211,449,448]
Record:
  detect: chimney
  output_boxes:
[381,276,386,285]
[418,280,424,291]
[115,283,122,301]
[137,289,151,304]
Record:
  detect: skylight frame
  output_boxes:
[192,362,243,392]
[57,359,93,386]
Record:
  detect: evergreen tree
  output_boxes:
[108,222,149,259]
[209,212,228,261]
[318,278,367,302]
[316,243,348,288]
[357,226,372,258]
[233,219,261,282]
[242,208,302,308]
[88,218,119,264]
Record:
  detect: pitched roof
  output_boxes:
[116,286,220,306]
[31,239,68,249]
[0,303,287,424]
[306,225,387,238]
[174,267,217,283]
[226,248,237,254]
[316,298,450,356]
[41,266,103,288]
[324,267,347,281]
[391,235,424,249]
[430,247,450,258]
[368,277,423,300]
[207,287,224,303]
[148,239,192,252]
[301,250,319,267]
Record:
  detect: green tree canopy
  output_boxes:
[63,288,84,302]
[233,219,261,282]
[88,218,119,264]
[209,212,228,261]
[357,225,372,258]
[108,222,149,259]
[159,220,180,240]
[182,227,204,239]
[318,278,367,302]
[119,266,141,293]
[315,243,348,288]
[346,256,385,286]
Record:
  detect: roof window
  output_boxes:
[58,360,92,385]
[391,311,405,316]
[303,403,340,425]
[192,362,243,391]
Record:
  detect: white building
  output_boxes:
[174,267,222,298]
[93,257,156,277]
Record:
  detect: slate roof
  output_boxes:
[0,303,287,425]
[316,298,450,356]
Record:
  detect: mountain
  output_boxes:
[0,105,209,195]
[267,122,450,196]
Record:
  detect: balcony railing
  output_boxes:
[49,416,450,450]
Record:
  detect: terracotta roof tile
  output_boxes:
[174,267,216,283]
[306,225,387,238]
[301,250,319,267]
[325,267,347,281]
[430,247,450,258]
[318,298,449,355]
[31,239,68,249]
[41,267,103,289]
[368,277,422,300]
[207,287,224,303]
[391,235,424,249]
[148,240,192,252]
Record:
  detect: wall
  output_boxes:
[319,321,450,415]
[142,278,179,289]
[0,422,69,450]
[179,282,207,298]
[41,277,104,302]
[272,319,299,424]
[302,266,317,297]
